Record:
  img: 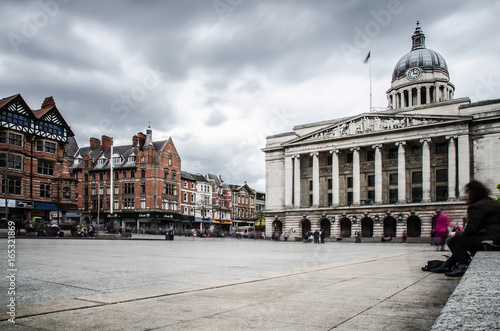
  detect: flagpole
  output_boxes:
[369,54,372,112]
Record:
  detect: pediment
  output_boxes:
[285,113,467,145]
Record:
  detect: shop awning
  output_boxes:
[195,217,212,223]
[213,220,232,225]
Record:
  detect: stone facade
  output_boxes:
[263,24,500,241]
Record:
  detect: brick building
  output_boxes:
[71,125,193,232]
[0,94,77,223]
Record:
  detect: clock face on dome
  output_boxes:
[407,67,421,80]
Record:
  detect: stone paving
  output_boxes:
[0,236,460,330]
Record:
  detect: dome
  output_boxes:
[391,22,449,82]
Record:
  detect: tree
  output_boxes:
[493,184,500,203]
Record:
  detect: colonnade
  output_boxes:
[388,83,454,109]
[284,135,470,208]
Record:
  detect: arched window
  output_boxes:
[63,187,71,200]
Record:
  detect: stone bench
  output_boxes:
[431,251,500,330]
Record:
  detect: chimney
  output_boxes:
[101,135,113,152]
[41,96,56,108]
[137,132,146,149]
[132,135,138,147]
[90,137,101,150]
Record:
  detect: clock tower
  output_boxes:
[386,22,455,109]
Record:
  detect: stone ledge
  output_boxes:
[431,251,500,330]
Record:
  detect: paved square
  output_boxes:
[0,237,459,330]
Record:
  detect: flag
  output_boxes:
[364,51,371,63]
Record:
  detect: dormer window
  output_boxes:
[128,156,136,163]
[97,158,106,166]
[113,157,121,165]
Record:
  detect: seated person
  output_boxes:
[432,181,500,277]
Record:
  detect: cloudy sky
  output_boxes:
[1,0,499,191]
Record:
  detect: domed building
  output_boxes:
[387,22,455,109]
[263,23,500,241]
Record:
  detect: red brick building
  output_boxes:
[71,125,193,232]
[0,94,77,223]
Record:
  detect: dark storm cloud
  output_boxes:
[1,0,499,191]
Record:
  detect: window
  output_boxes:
[97,158,105,166]
[140,198,146,209]
[114,201,119,210]
[366,150,375,161]
[62,187,70,200]
[1,111,30,127]
[113,157,121,165]
[8,133,23,147]
[141,170,146,178]
[128,156,136,163]
[191,194,195,203]
[328,193,332,206]
[436,142,448,154]
[309,194,313,206]
[164,183,177,195]
[183,181,187,188]
[389,173,398,185]
[40,183,51,198]
[183,192,188,201]
[347,177,353,188]
[2,179,22,195]
[131,170,135,178]
[328,179,332,190]
[412,145,422,156]
[114,184,119,195]
[191,183,195,189]
[122,197,135,209]
[389,189,398,203]
[309,180,313,191]
[168,156,172,166]
[436,169,448,182]
[327,156,332,166]
[367,190,375,203]
[388,148,398,159]
[1,154,23,170]
[123,182,135,194]
[367,175,375,187]
[171,171,176,180]
[115,172,119,180]
[99,173,104,181]
[141,182,146,194]
[346,153,353,163]
[37,141,56,153]
[39,121,63,136]
[412,187,422,202]
[412,171,422,183]
[98,185,104,195]
[347,192,353,205]
[436,186,448,201]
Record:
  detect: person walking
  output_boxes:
[435,211,450,251]
[432,180,500,277]
[402,230,407,244]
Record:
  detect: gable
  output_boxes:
[33,106,74,142]
[0,94,36,134]
[285,113,469,146]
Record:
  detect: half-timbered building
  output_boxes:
[0,94,77,222]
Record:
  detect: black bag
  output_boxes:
[421,260,445,271]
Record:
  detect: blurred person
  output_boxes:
[432,181,500,277]
[435,211,450,251]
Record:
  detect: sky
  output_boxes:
[1,0,499,192]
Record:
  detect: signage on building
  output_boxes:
[16,200,34,209]
[0,199,16,208]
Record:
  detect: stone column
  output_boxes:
[446,135,457,200]
[416,87,421,106]
[458,135,470,199]
[351,147,360,205]
[311,152,320,207]
[284,156,293,207]
[372,144,383,204]
[426,85,431,104]
[330,150,340,206]
[293,155,301,208]
[401,91,406,108]
[396,141,406,203]
[408,89,413,107]
[420,138,431,202]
